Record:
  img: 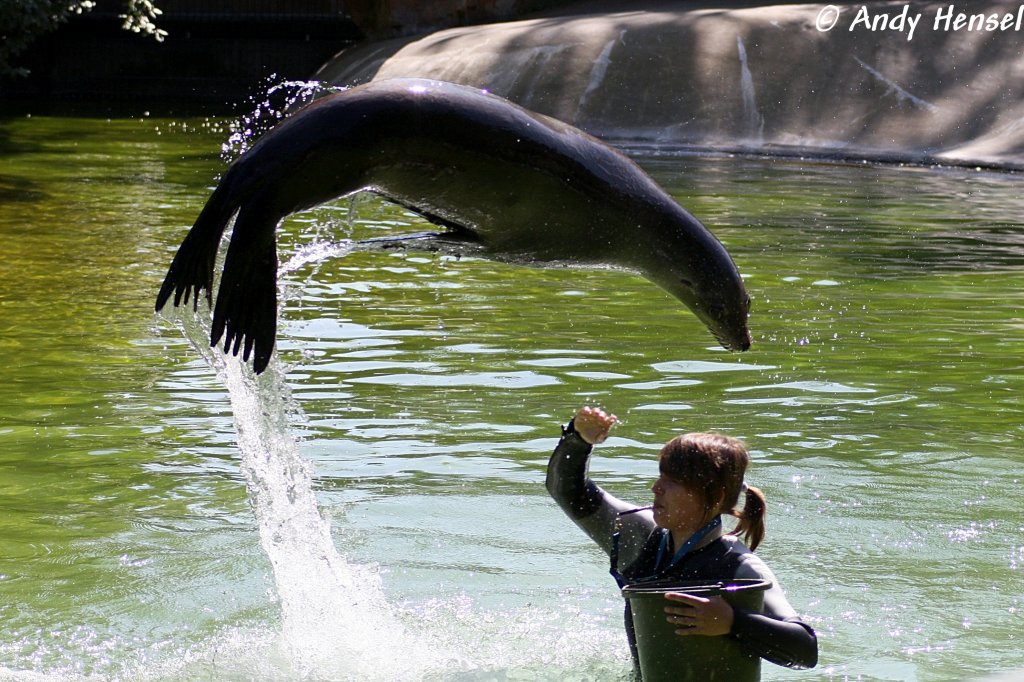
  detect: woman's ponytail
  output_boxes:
[729,485,767,551]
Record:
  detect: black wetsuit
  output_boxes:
[545,422,818,676]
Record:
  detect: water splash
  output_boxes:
[168,304,454,680]
[280,239,357,277]
[157,275,632,681]
[223,78,348,161]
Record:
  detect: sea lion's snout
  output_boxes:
[709,314,751,352]
[717,292,752,352]
[724,330,752,352]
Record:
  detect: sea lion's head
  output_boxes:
[636,211,752,352]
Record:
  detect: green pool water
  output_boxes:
[0,113,1021,681]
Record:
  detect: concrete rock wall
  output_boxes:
[344,0,571,38]
[317,1,1024,169]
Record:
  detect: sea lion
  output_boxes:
[156,79,751,373]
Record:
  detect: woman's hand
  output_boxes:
[664,592,734,637]
[573,406,617,445]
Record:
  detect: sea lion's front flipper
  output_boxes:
[352,194,486,257]
[352,230,487,258]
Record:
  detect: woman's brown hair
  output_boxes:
[658,432,767,550]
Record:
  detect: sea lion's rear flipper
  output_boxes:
[211,202,278,374]
[155,173,243,313]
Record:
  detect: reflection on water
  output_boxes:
[0,115,1022,681]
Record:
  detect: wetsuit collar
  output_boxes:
[656,516,723,573]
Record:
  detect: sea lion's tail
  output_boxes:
[156,162,280,372]
[209,201,279,374]
[154,173,242,313]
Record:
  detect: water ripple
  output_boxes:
[652,360,775,373]
[346,371,560,389]
[727,380,875,394]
